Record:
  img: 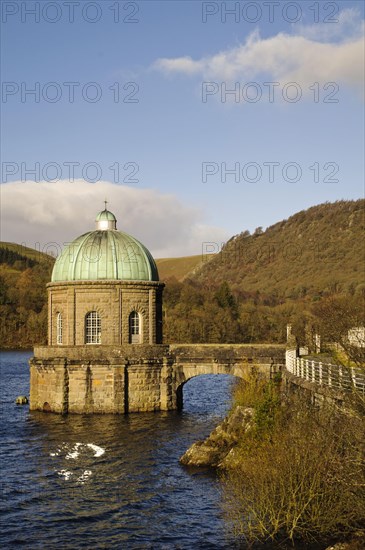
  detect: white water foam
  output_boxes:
[58,469,72,480]
[86,443,105,457]
[77,470,92,483]
[65,442,82,460]
[51,443,105,481]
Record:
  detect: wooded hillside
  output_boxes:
[0,243,54,348]
[163,200,365,344]
[195,199,365,299]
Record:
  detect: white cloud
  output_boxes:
[153,9,364,96]
[294,8,364,42]
[0,180,230,258]
[156,56,204,76]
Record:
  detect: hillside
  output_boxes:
[163,200,365,344]
[0,242,55,267]
[0,243,54,348]
[155,254,213,282]
[194,199,365,299]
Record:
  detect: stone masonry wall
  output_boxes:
[48,281,164,346]
[30,344,285,414]
[30,359,68,414]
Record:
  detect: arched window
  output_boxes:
[56,312,63,345]
[85,311,101,344]
[129,311,141,344]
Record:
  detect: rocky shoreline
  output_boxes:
[180,405,253,469]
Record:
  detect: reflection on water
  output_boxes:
[0,351,239,549]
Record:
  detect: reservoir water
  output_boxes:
[0,351,238,549]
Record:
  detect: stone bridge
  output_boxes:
[169,344,284,410]
[30,344,285,414]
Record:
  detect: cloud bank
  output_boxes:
[153,9,364,96]
[1,180,230,258]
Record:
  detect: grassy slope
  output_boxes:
[155,254,213,282]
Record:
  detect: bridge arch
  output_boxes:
[173,362,254,411]
[175,372,241,411]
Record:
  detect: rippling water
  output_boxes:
[0,351,239,549]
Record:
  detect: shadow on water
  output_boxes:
[1,352,241,549]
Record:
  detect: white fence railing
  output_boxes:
[285,350,365,395]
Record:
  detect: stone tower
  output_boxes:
[30,207,168,414]
[48,207,163,346]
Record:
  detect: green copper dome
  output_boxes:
[51,209,159,282]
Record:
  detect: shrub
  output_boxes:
[223,388,365,547]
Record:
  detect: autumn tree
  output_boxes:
[312,295,365,367]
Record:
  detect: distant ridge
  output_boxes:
[0,241,54,265]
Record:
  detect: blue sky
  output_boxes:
[1,0,364,257]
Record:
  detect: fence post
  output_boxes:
[351,368,356,391]
[319,362,323,385]
[305,360,309,381]
[338,365,343,390]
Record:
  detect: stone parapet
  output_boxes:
[33,344,170,362]
[170,343,285,364]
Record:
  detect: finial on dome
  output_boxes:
[95,205,117,231]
